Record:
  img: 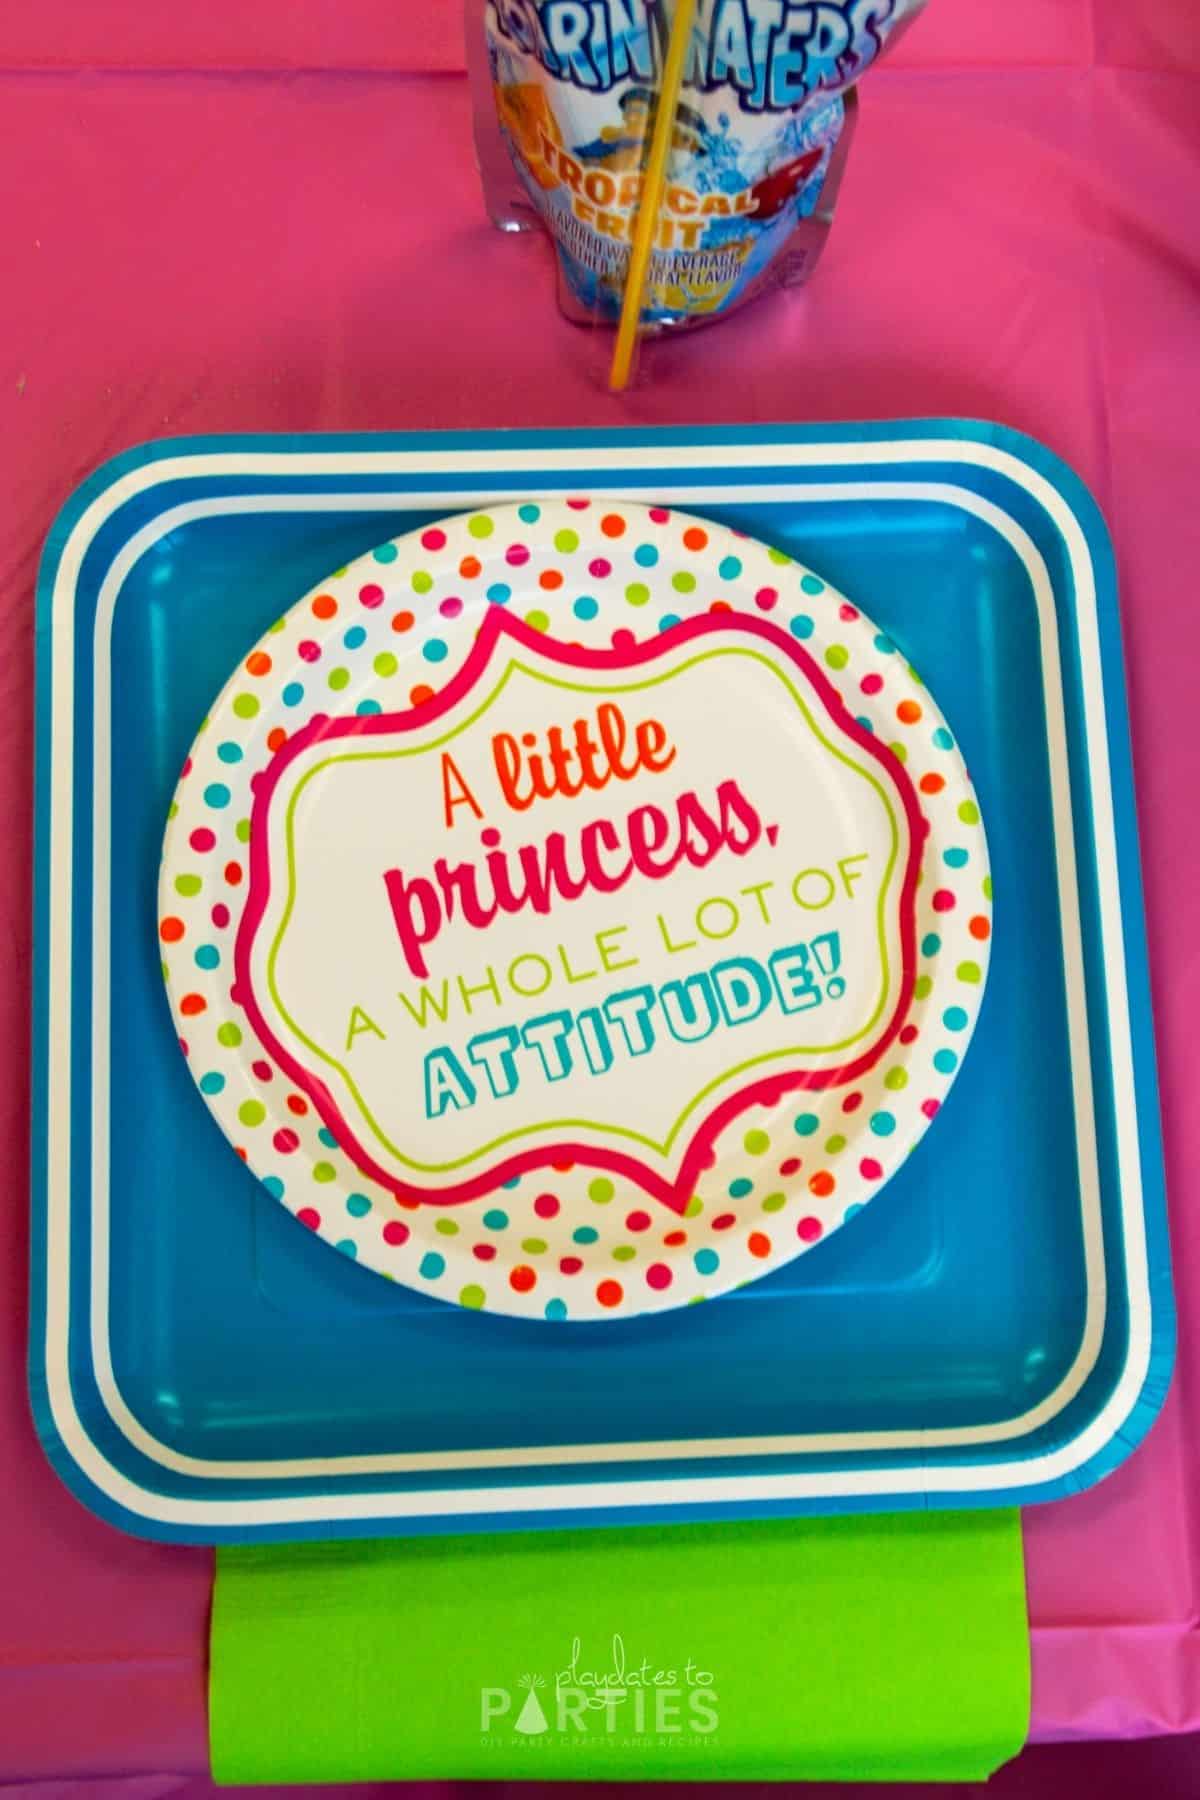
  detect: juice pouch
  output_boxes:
[468,0,927,332]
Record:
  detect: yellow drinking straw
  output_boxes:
[608,0,698,392]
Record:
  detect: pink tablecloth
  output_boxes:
[3,0,1199,1780]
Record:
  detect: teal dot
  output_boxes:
[921,932,941,957]
[794,1112,819,1136]
[198,1071,225,1095]
[318,1127,338,1148]
[373,543,398,564]
[870,1111,897,1136]
[357,699,381,716]
[203,783,230,809]
[728,1177,753,1199]
[502,1176,521,1190]
[934,1048,959,1073]
[419,1252,445,1279]
[483,1208,509,1230]
[843,1203,864,1223]
[658,613,682,632]
[328,1238,353,1260]
[943,847,969,869]
[789,614,814,640]
[718,555,742,580]
[217,741,243,765]
[634,543,659,567]
[933,727,955,750]
[694,1248,720,1275]
[545,1298,569,1320]
[856,716,874,733]
[518,503,541,524]
[874,633,895,654]
[423,638,448,663]
[343,624,367,649]
[346,1193,372,1217]
[573,1225,599,1245]
[574,595,598,620]
[800,573,826,595]
[943,1006,969,1031]
[194,944,220,970]
[282,682,304,706]
[262,1176,284,1200]
[487,583,511,605]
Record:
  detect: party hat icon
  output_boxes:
[514,1673,549,1735]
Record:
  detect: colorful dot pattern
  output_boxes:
[160,501,991,1323]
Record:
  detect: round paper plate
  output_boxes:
[159,500,992,1322]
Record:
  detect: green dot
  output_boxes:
[236,818,251,844]
[588,1177,614,1204]
[268,616,287,634]
[174,873,202,897]
[884,1066,909,1091]
[982,874,993,900]
[328,667,350,691]
[672,570,697,593]
[459,1283,486,1308]
[824,645,849,671]
[767,546,793,565]
[313,1161,336,1183]
[232,693,260,719]
[958,799,980,825]
[373,651,398,677]
[525,609,550,632]
[238,1099,265,1127]
[521,1237,548,1255]
[435,1216,459,1236]
[914,974,933,1000]
[889,741,908,763]
[744,1129,770,1154]
[907,664,924,686]
[468,515,494,539]
[824,1133,847,1154]
[957,960,982,984]
[613,1245,637,1262]
[412,569,433,594]
[217,1022,242,1047]
[625,582,650,606]
[554,528,579,553]
[761,1192,786,1213]
[684,1195,703,1218]
[167,801,178,820]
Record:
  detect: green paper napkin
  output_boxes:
[210,1510,1029,1784]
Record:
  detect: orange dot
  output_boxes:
[246,650,272,677]
[897,700,922,725]
[225,861,243,887]
[600,513,626,538]
[287,1094,308,1116]
[180,993,207,1017]
[510,1264,537,1293]
[596,1278,624,1308]
[969,914,992,941]
[748,1231,772,1258]
[708,599,733,613]
[683,526,708,551]
[160,916,185,943]
[919,772,946,795]
[392,610,415,633]
[236,1146,248,1162]
[551,1159,575,1173]
[311,593,338,620]
[410,684,435,706]
[459,555,482,579]
[267,727,287,753]
[539,568,563,590]
[808,1170,836,1198]
[663,1229,687,1246]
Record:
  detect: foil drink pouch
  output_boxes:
[468,0,927,333]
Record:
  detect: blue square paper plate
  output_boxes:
[29,422,1174,1542]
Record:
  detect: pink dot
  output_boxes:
[180,757,193,779]
[932,889,956,913]
[611,629,636,652]
[626,1210,651,1232]
[778,1156,801,1176]
[506,542,530,567]
[359,583,384,609]
[566,498,590,511]
[298,639,321,663]
[211,903,230,929]
[251,1060,273,1082]
[559,1255,583,1275]
[472,1241,496,1261]
[534,1192,560,1219]
[900,1024,919,1045]
[712,1212,736,1231]
[797,1216,823,1242]
[439,596,463,619]
[179,1037,188,1057]
[649,508,670,523]
[646,1263,673,1290]
[860,673,883,696]
[383,1219,410,1246]
[296,1208,320,1231]
[841,1090,863,1113]
[190,827,216,853]
[922,1098,941,1119]
[839,603,860,621]
[273,1128,299,1154]
[421,527,446,551]
[589,557,612,578]
[860,1157,883,1180]
[755,586,778,611]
